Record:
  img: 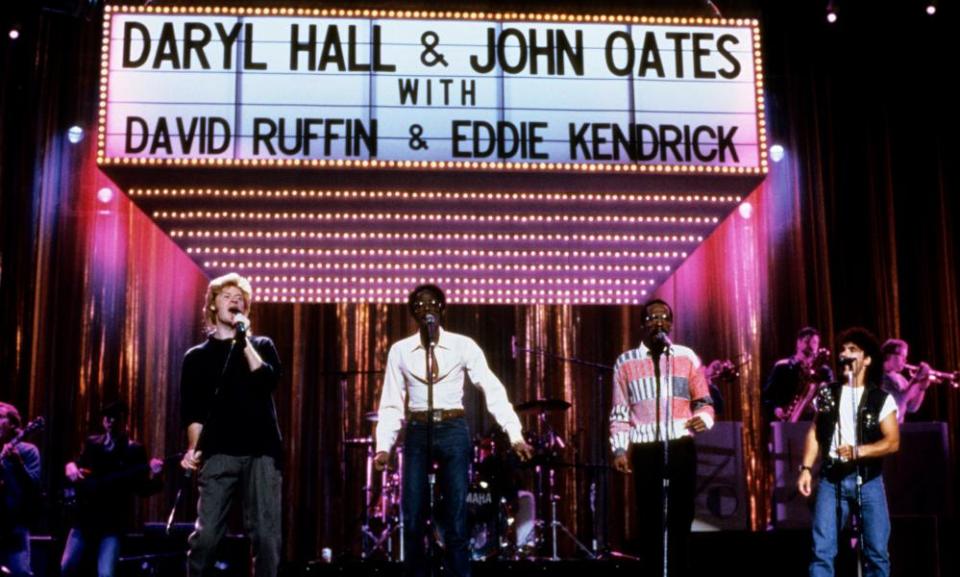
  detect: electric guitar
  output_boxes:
[1,416,45,523]
[62,451,182,518]
[0,416,45,483]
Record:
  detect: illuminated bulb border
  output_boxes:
[239,275,652,287]
[99,8,767,176]
[203,260,669,274]
[172,229,705,244]
[105,4,757,28]
[252,286,648,296]
[250,297,648,306]
[154,210,720,225]
[187,246,686,260]
[129,188,743,205]
[98,155,767,175]
[254,288,642,295]
[252,296,648,305]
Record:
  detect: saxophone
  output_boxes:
[778,348,830,422]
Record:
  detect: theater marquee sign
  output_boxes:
[98,6,767,174]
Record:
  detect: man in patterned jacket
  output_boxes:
[610,299,714,577]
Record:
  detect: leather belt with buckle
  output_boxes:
[407,409,465,423]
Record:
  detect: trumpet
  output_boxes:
[905,363,959,387]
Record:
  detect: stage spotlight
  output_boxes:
[738,202,754,220]
[926,3,936,16]
[67,125,84,144]
[770,144,785,163]
[97,187,114,204]
[9,28,20,40]
[826,2,838,23]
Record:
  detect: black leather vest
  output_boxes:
[814,381,889,482]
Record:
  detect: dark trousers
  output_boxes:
[187,454,282,577]
[402,417,471,577]
[630,437,697,577]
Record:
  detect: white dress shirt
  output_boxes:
[375,327,524,453]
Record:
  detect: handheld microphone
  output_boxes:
[229,307,248,333]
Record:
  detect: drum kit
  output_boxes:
[344,399,605,561]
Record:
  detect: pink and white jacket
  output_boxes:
[609,342,715,453]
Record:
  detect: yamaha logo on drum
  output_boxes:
[466,491,494,506]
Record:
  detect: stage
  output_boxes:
[23,519,951,577]
[2,2,959,577]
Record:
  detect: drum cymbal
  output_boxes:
[515,398,571,413]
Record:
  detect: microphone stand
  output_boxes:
[167,328,243,534]
[423,325,438,577]
[652,342,671,577]
[850,369,865,577]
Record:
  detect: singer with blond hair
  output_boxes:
[179,273,283,577]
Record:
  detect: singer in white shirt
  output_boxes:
[374,284,531,577]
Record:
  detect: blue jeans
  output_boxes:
[0,527,33,577]
[402,417,471,577]
[810,471,890,577]
[60,528,120,577]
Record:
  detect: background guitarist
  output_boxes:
[0,401,42,577]
[60,400,163,577]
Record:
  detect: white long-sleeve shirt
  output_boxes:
[375,327,524,453]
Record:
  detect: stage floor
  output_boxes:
[25,517,951,577]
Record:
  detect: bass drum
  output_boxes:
[466,481,501,560]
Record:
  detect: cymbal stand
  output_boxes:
[322,368,385,560]
[361,447,405,560]
[513,339,616,557]
[547,466,596,560]
[360,443,375,558]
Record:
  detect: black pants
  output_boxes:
[630,437,697,577]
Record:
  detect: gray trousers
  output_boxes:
[188,454,282,577]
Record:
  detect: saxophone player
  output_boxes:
[762,326,835,423]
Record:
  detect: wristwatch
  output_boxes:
[798,464,813,474]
